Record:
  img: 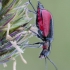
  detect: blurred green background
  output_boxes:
[0,0,70,70]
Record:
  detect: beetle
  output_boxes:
[27,0,57,70]
[29,0,53,59]
[36,1,53,58]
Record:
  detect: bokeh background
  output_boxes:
[0,0,70,70]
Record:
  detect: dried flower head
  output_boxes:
[0,0,33,70]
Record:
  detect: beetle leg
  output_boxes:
[28,9,36,14]
[29,28,41,38]
[29,0,36,13]
[24,42,43,48]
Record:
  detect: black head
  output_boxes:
[37,1,44,9]
[39,49,50,58]
[39,41,50,58]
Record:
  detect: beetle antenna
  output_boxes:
[45,58,48,70]
[46,57,58,70]
[29,0,36,12]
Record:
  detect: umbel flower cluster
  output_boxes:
[0,0,35,69]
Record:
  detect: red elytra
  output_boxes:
[37,8,52,37]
